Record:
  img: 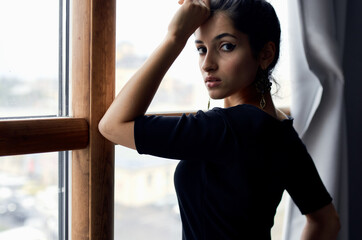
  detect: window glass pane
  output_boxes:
[268,0,291,109]
[116,2,184,239]
[115,147,181,239]
[0,0,59,118]
[0,153,58,240]
[116,1,213,113]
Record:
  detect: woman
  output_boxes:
[99,0,340,239]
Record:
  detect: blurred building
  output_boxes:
[115,147,178,207]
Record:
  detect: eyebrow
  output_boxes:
[195,33,238,44]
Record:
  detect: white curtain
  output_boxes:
[282,0,348,239]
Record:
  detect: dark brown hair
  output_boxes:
[210,0,281,74]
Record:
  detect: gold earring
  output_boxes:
[254,67,271,110]
[260,95,266,109]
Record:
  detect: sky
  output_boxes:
[116,0,202,84]
[0,0,59,81]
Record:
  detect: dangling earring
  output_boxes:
[254,67,272,109]
[260,93,266,109]
[207,98,210,110]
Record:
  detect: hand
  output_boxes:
[178,0,209,7]
[168,0,210,43]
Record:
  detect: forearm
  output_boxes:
[101,0,210,127]
[103,35,186,124]
[99,0,210,147]
[98,35,186,148]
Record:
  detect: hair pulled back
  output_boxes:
[210,0,281,74]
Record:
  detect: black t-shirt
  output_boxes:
[135,104,332,240]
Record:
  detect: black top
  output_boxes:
[135,104,332,240]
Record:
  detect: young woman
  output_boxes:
[99,0,340,239]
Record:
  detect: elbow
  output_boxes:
[98,117,118,143]
[334,214,342,234]
[98,117,113,140]
[326,208,341,235]
[328,213,341,238]
[98,116,136,149]
[323,213,341,237]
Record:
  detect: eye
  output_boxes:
[196,46,207,55]
[221,43,236,52]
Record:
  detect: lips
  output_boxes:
[205,76,222,88]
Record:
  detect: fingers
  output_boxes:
[202,0,210,8]
[179,0,209,7]
[169,0,210,40]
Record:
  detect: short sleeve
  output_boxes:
[134,109,237,161]
[285,135,332,214]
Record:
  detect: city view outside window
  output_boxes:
[0,153,59,240]
[115,1,290,239]
[0,0,69,239]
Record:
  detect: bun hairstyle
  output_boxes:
[210,0,281,73]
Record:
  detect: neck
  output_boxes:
[223,91,278,118]
[223,86,263,108]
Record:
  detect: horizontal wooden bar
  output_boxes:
[0,118,89,156]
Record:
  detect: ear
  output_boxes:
[258,41,276,70]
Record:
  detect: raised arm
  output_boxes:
[98,0,210,149]
[301,203,341,240]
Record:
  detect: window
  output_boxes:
[116,1,290,239]
[1,0,114,239]
[0,0,71,239]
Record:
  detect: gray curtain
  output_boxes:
[282,0,348,239]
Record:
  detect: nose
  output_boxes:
[201,52,217,72]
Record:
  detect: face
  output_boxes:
[195,12,260,104]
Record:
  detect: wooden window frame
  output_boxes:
[0,0,116,239]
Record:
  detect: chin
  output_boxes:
[209,91,224,100]
[208,92,226,100]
